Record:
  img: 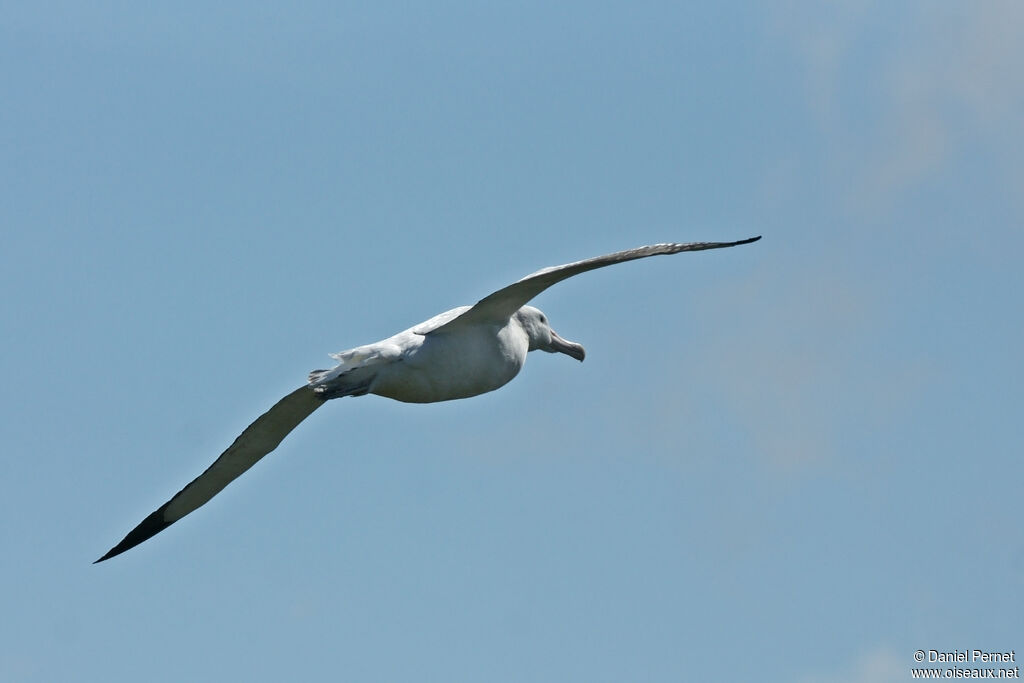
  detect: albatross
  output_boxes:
[96,236,761,562]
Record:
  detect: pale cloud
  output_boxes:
[768,1,873,125]
[658,258,937,474]
[948,1,1024,128]
[770,1,1024,213]
[690,263,875,469]
[797,646,905,683]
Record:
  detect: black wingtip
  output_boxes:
[739,235,762,245]
[94,503,175,564]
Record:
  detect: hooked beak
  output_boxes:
[549,330,586,362]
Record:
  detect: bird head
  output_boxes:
[516,306,586,362]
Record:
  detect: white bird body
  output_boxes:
[370,314,525,403]
[96,237,760,562]
[310,306,572,403]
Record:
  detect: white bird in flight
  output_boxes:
[96,237,761,562]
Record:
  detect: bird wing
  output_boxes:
[426,237,761,333]
[95,385,323,563]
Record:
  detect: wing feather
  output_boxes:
[95,385,323,562]
[428,237,761,333]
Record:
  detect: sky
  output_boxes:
[2,2,1022,681]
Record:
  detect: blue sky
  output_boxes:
[3,2,1021,681]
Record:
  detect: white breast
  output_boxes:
[370,320,530,403]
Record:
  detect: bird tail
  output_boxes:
[308,344,394,398]
[308,365,377,399]
[307,367,336,385]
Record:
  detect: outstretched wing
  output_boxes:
[428,237,761,333]
[95,385,323,563]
